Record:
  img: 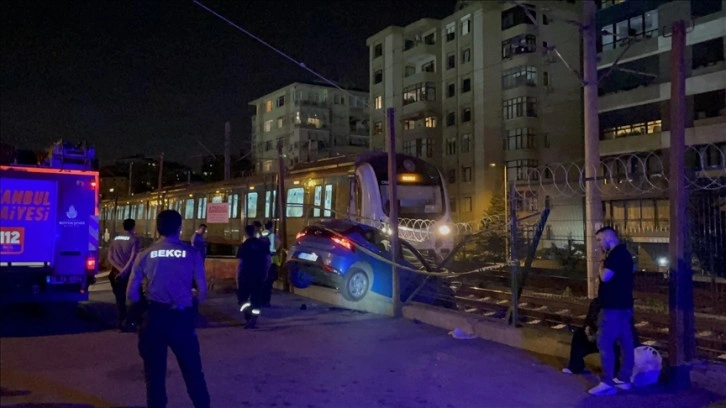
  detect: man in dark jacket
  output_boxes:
[236,225,271,329]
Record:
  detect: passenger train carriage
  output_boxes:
[100,153,453,259]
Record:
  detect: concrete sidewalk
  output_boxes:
[1,288,724,408]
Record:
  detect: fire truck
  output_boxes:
[0,141,99,303]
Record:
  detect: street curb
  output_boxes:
[402,302,726,397]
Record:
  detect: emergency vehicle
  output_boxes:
[0,141,99,303]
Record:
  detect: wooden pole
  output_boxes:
[667,19,694,390]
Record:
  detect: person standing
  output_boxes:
[192,224,208,259]
[127,210,210,408]
[236,224,271,329]
[107,218,140,332]
[260,220,281,307]
[588,226,636,396]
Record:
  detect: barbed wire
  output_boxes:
[511,144,726,199]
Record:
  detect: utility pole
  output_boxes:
[582,0,603,299]
[128,161,134,196]
[276,139,288,254]
[157,152,164,192]
[224,121,231,181]
[667,19,694,390]
[386,107,401,317]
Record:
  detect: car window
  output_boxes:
[379,239,430,271]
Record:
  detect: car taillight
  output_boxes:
[332,236,354,251]
[86,256,96,272]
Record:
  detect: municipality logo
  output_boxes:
[66,205,78,219]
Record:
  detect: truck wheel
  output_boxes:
[341,268,370,302]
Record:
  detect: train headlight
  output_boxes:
[438,224,451,236]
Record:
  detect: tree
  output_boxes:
[470,187,509,263]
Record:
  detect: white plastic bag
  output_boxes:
[631,345,662,387]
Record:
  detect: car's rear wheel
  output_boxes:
[341,268,370,302]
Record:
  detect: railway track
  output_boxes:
[458,269,725,316]
[452,285,726,363]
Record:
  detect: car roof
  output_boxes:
[314,219,377,234]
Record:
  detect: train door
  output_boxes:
[349,175,362,222]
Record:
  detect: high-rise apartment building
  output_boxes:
[367,1,584,222]
[250,82,369,173]
[596,0,725,266]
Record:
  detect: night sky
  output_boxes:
[1,0,457,167]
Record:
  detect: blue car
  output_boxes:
[285,219,457,309]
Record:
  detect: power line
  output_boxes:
[192,0,355,97]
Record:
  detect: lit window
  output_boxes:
[374,96,382,109]
[264,120,273,133]
[425,116,437,128]
[265,100,272,112]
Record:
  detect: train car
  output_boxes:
[100,153,453,259]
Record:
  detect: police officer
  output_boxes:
[236,224,271,329]
[107,218,140,332]
[127,210,210,408]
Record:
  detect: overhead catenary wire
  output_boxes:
[192,0,356,98]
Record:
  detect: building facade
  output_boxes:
[367,0,584,223]
[596,0,726,268]
[250,82,369,173]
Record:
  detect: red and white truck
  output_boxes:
[0,142,99,303]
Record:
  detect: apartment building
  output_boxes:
[596,0,726,268]
[366,0,584,222]
[250,82,369,173]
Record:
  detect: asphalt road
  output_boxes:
[1,279,724,408]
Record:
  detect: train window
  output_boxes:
[175,200,183,214]
[228,194,239,218]
[137,203,145,220]
[212,195,223,203]
[265,191,277,218]
[324,184,333,217]
[313,185,322,217]
[197,197,208,219]
[287,188,304,218]
[245,192,258,219]
[185,199,195,219]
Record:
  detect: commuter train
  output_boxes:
[100,153,454,259]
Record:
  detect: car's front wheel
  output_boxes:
[341,268,370,302]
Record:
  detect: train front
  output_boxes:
[355,153,453,261]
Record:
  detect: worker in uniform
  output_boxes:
[127,210,210,408]
[260,220,281,307]
[236,224,271,329]
[107,218,140,332]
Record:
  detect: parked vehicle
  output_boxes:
[1,141,99,304]
[285,219,456,309]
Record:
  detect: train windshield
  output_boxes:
[377,160,445,220]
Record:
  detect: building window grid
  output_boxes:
[461,78,471,93]
[503,97,537,120]
[502,65,538,89]
[447,54,456,69]
[503,128,536,150]
[374,96,382,110]
[506,159,539,181]
[446,22,456,41]
[446,111,456,127]
[601,10,658,51]
[462,107,472,123]
[502,34,537,59]
[602,120,661,140]
[461,15,471,35]
[461,48,471,63]
[462,166,472,182]
[403,82,436,105]
[461,133,471,153]
[446,137,457,155]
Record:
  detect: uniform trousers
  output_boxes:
[138,302,210,408]
[108,269,129,327]
[236,273,265,319]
